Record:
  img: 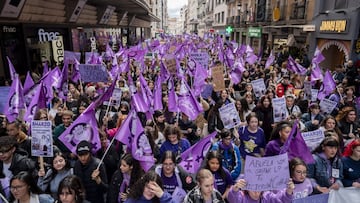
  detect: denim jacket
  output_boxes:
[307,153,343,189]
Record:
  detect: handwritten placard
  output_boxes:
[219,102,241,129]
[31,121,53,157]
[244,153,289,191]
[293,193,329,203]
[211,65,225,92]
[272,97,287,122]
[311,89,319,101]
[190,52,209,69]
[319,98,337,114]
[301,129,324,151]
[79,64,109,82]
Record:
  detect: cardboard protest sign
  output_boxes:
[319,98,337,114]
[190,52,209,69]
[211,65,225,92]
[301,129,324,151]
[244,153,289,191]
[251,78,266,98]
[218,102,241,129]
[272,97,287,122]
[31,121,53,157]
[293,193,329,203]
[79,64,109,82]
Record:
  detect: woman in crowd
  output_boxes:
[159,125,191,158]
[301,103,324,131]
[295,90,308,114]
[227,178,294,203]
[125,171,175,203]
[320,115,344,151]
[211,129,242,181]
[289,158,313,199]
[265,121,293,156]
[57,175,89,203]
[336,106,359,144]
[252,96,274,142]
[307,136,343,194]
[341,139,360,188]
[33,109,49,121]
[207,100,225,134]
[10,171,53,203]
[183,169,225,202]
[108,153,145,203]
[235,99,251,127]
[201,151,233,199]
[153,151,195,199]
[238,113,266,159]
[340,86,356,108]
[37,152,73,198]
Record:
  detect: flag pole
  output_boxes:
[96,134,117,170]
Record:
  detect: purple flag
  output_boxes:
[245,45,258,65]
[71,59,81,82]
[287,56,307,75]
[265,51,275,69]
[40,67,61,103]
[58,61,69,100]
[230,57,246,85]
[127,75,149,113]
[114,111,132,148]
[130,114,155,171]
[58,108,101,154]
[312,47,325,64]
[311,65,323,83]
[160,61,170,82]
[225,47,235,67]
[153,76,163,111]
[179,132,217,173]
[23,71,35,94]
[318,70,336,100]
[167,78,179,113]
[43,62,49,76]
[6,56,17,81]
[89,76,117,110]
[280,120,315,164]
[4,75,25,122]
[191,57,208,96]
[24,82,46,122]
[177,80,203,120]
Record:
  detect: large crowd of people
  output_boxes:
[1,34,360,203]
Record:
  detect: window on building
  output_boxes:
[221,11,224,23]
[334,0,347,9]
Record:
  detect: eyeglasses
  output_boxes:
[10,185,26,191]
[295,170,307,175]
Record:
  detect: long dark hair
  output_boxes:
[121,153,145,188]
[127,171,163,203]
[269,121,292,140]
[203,150,227,181]
[10,171,43,201]
[57,175,85,203]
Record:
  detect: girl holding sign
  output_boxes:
[289,158,313,199]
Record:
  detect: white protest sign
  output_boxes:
[103,88,122,107]
[311,89,319,101]
[251,78,266,98]
[319,98,337,114]
[244,153,289,191]
[31,121,53,157]
[218,102,241,129]
[272,97,287,122]
[328,187,360,203]
[293,193,329,203]
[304,81,312,100]
[190,52,209,69]
[301,129,325,151]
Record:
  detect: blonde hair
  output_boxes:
[196,169,213,184]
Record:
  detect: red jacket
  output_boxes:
[276,83,294,97]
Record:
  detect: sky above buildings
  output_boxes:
[167,0,187,18]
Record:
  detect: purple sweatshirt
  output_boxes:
[124,192,175,203]
[264,139,283,157]
[227,187,292,203]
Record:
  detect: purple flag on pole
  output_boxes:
[6,56,17,81]
[311,65,323,83]
[318,70,336,100]
[287,56,307,75]
[245,45,258,65]
[312,47,325,64]
[43,62,49,76]
[160,61,170,82]
[58,108,101,154]
[167,78,178,113]
[89,76,117,110]
[40,67,61,103]
[191,57,208,97]
[24,82,46,122]
[280,120,315,164]
[114,111,132,149]
[4,75,25,122]
[153,76,163,111]
[178,80,203,120]
[71,59,81,82]
[58,61,69,100]
[265,51,275,69]
[179,132,217,173]
[23,71,35,94]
